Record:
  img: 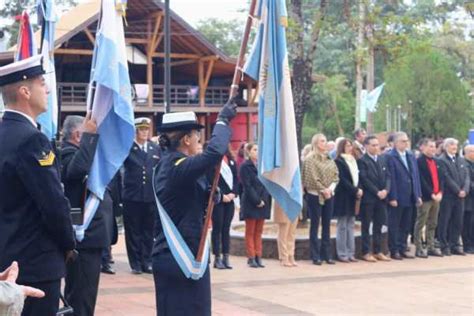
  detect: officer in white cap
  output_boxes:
[122,116,161,274]
[0,55,76,315]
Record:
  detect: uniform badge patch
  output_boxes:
[38,151,55,166]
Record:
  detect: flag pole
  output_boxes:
[196,0,258,262]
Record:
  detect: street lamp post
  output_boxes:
[164,0,171,113]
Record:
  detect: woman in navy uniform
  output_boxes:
[152,100,237,316]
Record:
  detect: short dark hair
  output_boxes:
[386,133,396,144]
[419,138,435,147]
[363,135,378,145]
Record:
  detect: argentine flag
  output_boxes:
[36,0,59,140]
[75,0,135,241]
[244,0,303,221]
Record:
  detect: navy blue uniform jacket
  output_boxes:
[122,141,161,203]
[152,124,231,256]
[0,111,75,283]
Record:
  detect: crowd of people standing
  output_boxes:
[300,129,474,266]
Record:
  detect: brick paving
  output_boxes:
[96,235,474,315]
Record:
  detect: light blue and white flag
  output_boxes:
[360,83,384,123]
[243,0,303,221]
[74,0,135,241]
[365,83,385,112]
[36,0,58,140]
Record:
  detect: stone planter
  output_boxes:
[229,220,388,260]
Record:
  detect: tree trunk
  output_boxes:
[366,22,375,133]
[290,0,328,151]
[329,99,344,136]
[355,0,366,129]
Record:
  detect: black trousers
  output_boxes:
[438,196,464,250]
[462,210,474,251]
[65,248,102,316]
[361,200,387,255]
[388,205,413,254]
[211,202,235,255]
[123,200,156,271]
[22,279,60,316]
[152,251,211,316]
[307,194,334,261]
[102,246,112,266]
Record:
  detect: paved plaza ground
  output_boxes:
[95,234,473,315]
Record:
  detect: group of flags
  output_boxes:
[15,0,134,241]
[14,0,304,280]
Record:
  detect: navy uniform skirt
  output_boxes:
[152,251,211,316]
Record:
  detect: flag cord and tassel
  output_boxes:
[196,0,258,262]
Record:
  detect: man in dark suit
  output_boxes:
[462,145,474,254]
[438,138,470,255]
[353,128,367,159]
[0,56,76,315]
[122,117,160,274]
[358,135,391,262]
[61,115,114,316]
[415,139,443,258]
[386,132,422,260]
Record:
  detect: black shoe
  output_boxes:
[390,253,403,260]
[101,264,116,275]
[247,257,259,268]
[415,249,428,258]
[313,259,322,265]
[427,249,443,257]
[255,256,265,268]
[109,259,115,264]
[401,252,415,259]
[325,259,336,265]
[131,268,143,275]
[223,254,233,269]
[214,256,226,269]
[442,248,451,256]
[451,248,466,256]
[465,248,474,254]
[142,265,153,274]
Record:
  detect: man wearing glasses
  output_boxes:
[386,132,422,260]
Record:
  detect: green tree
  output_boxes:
[379,41,472,141]
[0,0,77,47]
[196,18,244,57]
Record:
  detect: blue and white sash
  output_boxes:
[220,159,233,190]
[152,172,211,280]
[73,194,101,242]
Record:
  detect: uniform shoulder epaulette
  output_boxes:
[174,157,186,166]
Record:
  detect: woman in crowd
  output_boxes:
[334,139,363,263]
[239,143,272,268]
[211,146,238,270]
[302,134,339,265]
[274,202,299,267]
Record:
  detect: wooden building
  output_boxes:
[0,0,258,147]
